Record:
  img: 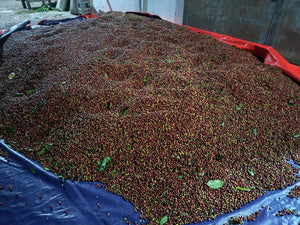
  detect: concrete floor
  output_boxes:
[0,0,76,30]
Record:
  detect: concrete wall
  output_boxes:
[93,0,184,24]
[183,0,300,66]
[93,0,140,13]
[145,0,184,24]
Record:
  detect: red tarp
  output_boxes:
[184,25,300,83]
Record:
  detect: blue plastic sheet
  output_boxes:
[0,140,147,225]
[0,20,31,48]
[1,140,299,225]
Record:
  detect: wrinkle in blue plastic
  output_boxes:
[0,140,147,225]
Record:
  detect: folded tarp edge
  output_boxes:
[183,25,300,83]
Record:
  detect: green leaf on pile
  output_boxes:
[236,103,243,111]
[98,156,111,171]
[207,180,224,189]
[159,215,169,225]
[247,169,254,176]
[235,186,250,192]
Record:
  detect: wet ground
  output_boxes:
[0,0,76,30]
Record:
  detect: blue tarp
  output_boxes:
[0,140,147,225]
[0,140,299,225]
